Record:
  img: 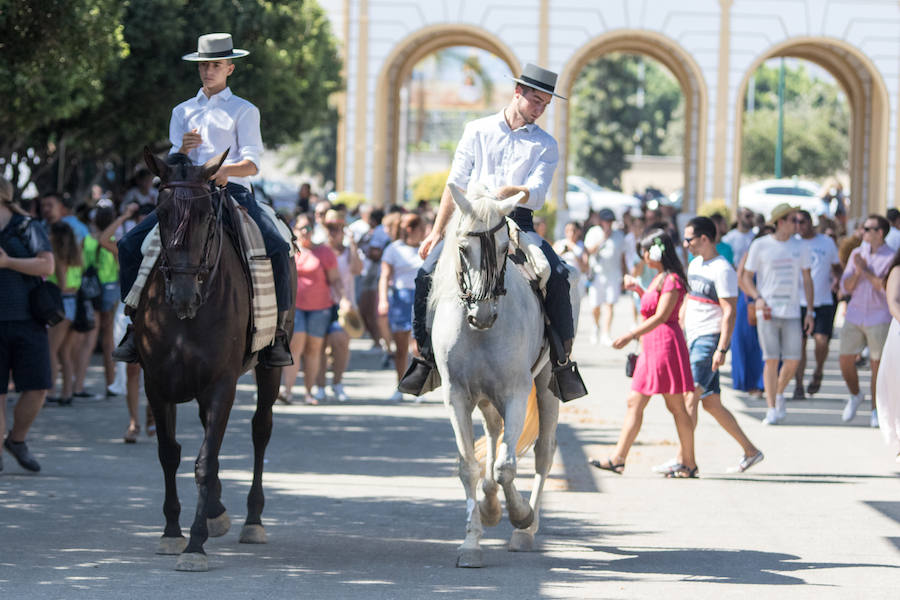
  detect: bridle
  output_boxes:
[457,217,509,306]
[157,180,226,302]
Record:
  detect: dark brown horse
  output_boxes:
[136,147,294,571]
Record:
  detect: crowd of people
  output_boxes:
[4,169,900,474]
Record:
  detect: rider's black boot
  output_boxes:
[259,311,293,367]
[398,340,440,396]
[112,325,140,363]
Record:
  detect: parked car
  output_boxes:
[738,178,822,222]
[564,175,641,222]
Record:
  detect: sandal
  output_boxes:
[588,457,625,474]
[123,425,140,444]
[807,371,823,395]
[665,463,699,478]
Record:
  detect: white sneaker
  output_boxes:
[414,395,425,404]
[762,408,779,425]
[311,385,326,403]
[600,334,614,347]
[842,393,863,422]
[651,457,680,474]
[775,394,786,421]
[390,389,403,402]
[726,450,765,474]
[590,329,599,345]
[331,384,348,403]
[870,409,879,428]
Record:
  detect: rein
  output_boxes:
[157,181,227,299]
[457,217,508,304]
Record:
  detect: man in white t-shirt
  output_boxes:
[885,208,900,251]
[793,210,841,399]
[741,203,815,425]
[663,217,763,473]
[584,208,627,345]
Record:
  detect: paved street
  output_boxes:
[2,300,899,599]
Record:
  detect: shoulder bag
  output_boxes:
[9,217,65,326]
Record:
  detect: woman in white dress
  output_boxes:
[876,247,900,461]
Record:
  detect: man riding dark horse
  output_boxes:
[114,32,293,367]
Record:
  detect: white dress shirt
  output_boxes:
[446,111,558,211]
[169,87,263,191]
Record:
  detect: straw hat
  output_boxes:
[768,202,798,225]
[338,306,364,338]
[182,33,249,62]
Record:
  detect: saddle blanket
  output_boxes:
[125,200,278,354]
[506,218,551,291]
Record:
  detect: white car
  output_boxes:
[564,175,641,222]
[738,179,823,222]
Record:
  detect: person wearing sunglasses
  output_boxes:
[838,214,894,426]
[793,210,842,399]
[740,203,815,425]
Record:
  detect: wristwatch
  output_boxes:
[716,348,728,355]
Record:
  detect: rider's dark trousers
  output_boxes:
[412,207,574,351]
[118,182,293,311]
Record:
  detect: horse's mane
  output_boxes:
[429,185,507,309]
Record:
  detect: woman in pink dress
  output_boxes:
[589,229,698,478]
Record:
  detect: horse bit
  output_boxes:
[457,217,509,306]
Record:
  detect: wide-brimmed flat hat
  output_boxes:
[508,63,567,100]
[183,33,249,61]
[338,306,365,338]
[769,202,798,225]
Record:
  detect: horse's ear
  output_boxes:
[143,147,169,179]
[497,192,525,215]
[200,148,230,182]
[447,183,472,214]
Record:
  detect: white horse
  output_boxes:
[429,183,580,568]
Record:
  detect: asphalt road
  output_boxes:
[2,300,899,599]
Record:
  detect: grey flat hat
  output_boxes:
[509,63,567,100]
[182,33,249,61]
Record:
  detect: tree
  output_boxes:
[2,0,343,199]
[569,53,682,189]
[287,107,338,186]
[741,62,849,178]
[0,0,128,194]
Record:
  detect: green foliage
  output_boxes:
[1,0,343,198]
[288,106,338,185]
[741,61,849,178]
[697,199,732,225]
[569,53,682,189]
[535,199,557,237]
[411,169,450,204]
[334,191,367,210]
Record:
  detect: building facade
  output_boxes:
[319,0,900,215]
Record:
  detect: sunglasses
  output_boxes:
[296,224,313,233]
[863,226,881,232]
[683,236,697,244]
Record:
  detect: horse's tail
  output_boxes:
[474,384,540,468]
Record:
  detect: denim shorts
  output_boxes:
[689,333,721,398]
[100,282,120,312]
[293,307,331,338]
[388,287,414,332]
[62,293,77,322]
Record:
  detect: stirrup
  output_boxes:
[112,327,139,363]
[398,356,441,396]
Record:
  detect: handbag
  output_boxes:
[29,279,65,327]
[72,288,96,332]
[747,300,757,327]
[625,352,639,377]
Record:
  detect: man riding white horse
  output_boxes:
[114,32,293,367]
[400,63,581,394]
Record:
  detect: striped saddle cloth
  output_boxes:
[125,201,278,354]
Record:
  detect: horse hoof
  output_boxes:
[479,497,502,527]
[239,524,267,544]
[509,508,534,530]
[175,552,208,572]
[156,536,188,555]
[456,548,484,568]
[207,512,231,538]
[509,529,536,552]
